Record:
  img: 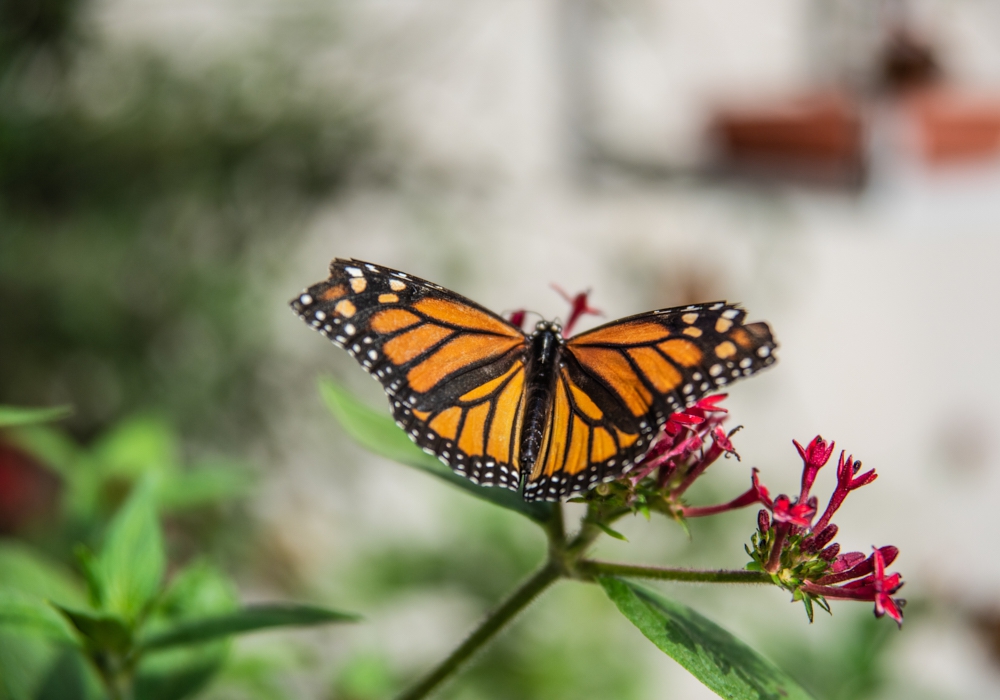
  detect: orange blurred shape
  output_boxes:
[711,92,865,186]
[906,90,1000,164]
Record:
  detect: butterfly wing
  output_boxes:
[291,259,529,489]
[524,301,777,501]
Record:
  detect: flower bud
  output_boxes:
[757,509,770,533]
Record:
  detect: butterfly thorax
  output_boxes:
[520,321,564,480]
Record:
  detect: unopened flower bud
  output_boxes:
[819,543,840,560]
[757,509,770,533]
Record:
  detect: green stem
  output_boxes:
[545,502,565,549]
[395,563,562,700]
[578,560,772,584]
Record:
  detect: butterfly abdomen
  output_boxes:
[519,324,563,480]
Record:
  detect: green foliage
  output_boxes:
[96,479,165,623]
[0,406,72,428]
[139,604,359,652]
[0,7,374,446]
[4,415,252,551]
[600,577,815,700]
[320,377,554,522]
[0,593,78,645]
[0,422,357,700]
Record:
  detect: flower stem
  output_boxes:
[395,562,561,700]
[578,560,771,584]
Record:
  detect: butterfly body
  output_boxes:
[292,258,777,501]
[520,321,564,475]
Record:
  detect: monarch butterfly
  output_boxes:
[292,259,777,502]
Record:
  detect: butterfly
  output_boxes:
[291,259,777,502]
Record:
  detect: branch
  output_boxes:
[578,560,772,585]
[395,563,561,700]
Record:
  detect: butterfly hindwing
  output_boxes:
[523,359,658,501]
[521,301,777,500]
[291,258,529,489]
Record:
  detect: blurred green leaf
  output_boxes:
[333,652,396,700]
[2,425,80,478]
[0,406,71,428]
[599,577,814,700]
[138,603,359,652]
[0,543,85,607]
[134,652,223,700]
[0,629,60,700]
[319,378,553,523]
[51,605,131,654]
[156,462,252,512]
[73,547,103,609]
[0,593,78,645]
[98,479,165,623]
[91,417,179,480]
[133,563,239,700]
[33,649,95,700]
[155,562,238,621]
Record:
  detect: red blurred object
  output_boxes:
[0,440,61,534]
[711,92,866,187]
[905,90,1000,164]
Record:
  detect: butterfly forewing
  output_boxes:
[292,259,529,489]
[521,301,777,501]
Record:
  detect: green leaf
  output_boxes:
[98,479,165,623]
[599,577,815,700]
[91,416,179,480]
[0,543,85,607]
[156,463,252,512]
[51,604,132,653]
[33,649,95,700]
[0,592,78,645]
[2,425,81,478]
[0,405,72,428]
[138,603,359,652]
[595,522,628,541]
[319,378,553,523]
[74,546,104,609]
[134,653,223,700]
[130,563,239,699]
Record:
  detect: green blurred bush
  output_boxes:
[0,0,375,445]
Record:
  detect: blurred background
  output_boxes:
[3,0,1000,697]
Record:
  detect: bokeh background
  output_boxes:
[3,0,1000,697]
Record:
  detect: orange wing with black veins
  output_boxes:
[291,258,530,489]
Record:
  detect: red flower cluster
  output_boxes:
[628,394,738,501]
[749,437,905,626]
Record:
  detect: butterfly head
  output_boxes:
[533,319,563,339]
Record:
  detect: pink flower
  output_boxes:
[794,435,835,499]
[743,436,904,627]
[872,548,905,627]
[551,285,602,335]
[508,309,527,330]
[812,451,878,533]
[771,494,817,528]
[803,546,905,627]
